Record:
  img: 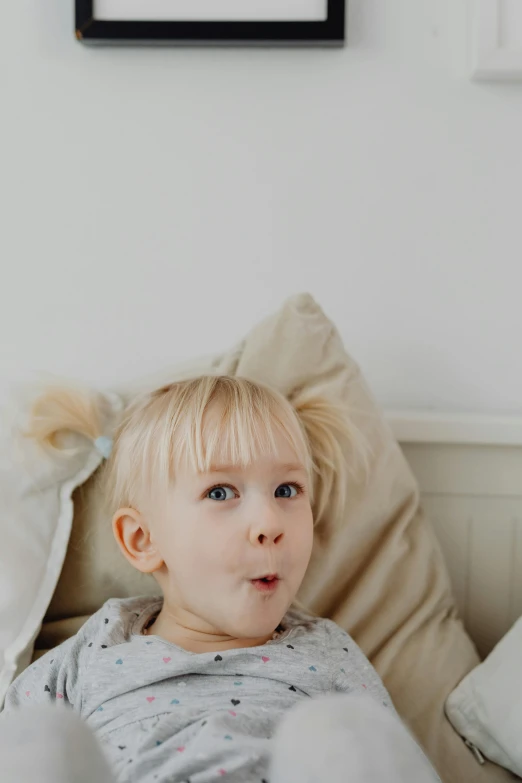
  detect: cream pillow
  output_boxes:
[445,615,522,778]
[0,386,122,706]
[29,294,515,783]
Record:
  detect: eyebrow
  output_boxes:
[206,462,305,474]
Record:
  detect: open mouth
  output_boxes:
[251,574,280,592]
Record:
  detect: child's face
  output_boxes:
[152,429,314,641]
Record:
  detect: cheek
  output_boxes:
[303,516,315,560]
[159,517,237,574]
[288,505,314,560]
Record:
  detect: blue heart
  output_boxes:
[224,735,233,740]
[156,741,162,746]
[309,666,317,672]
[170,699,179,705]
[115,659,123,665]
[234,682,242,686]
[97,706,104,711]
[340,667,346,674]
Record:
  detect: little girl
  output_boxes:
[0,376,440,783]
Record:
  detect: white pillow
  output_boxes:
[445,615,522,777]
[0,385,122,707]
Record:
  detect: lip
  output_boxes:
[250,574,280,593]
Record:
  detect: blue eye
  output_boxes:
[275,484,298,499]
[207,486,236,501]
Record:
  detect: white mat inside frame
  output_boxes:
[94,0,328,22]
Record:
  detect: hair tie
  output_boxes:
[94,435,113,459]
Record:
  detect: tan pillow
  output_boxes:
[36,294,515,783]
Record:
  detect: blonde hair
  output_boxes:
[28,375,366,535]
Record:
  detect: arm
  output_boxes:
[2,635,82,715]
[324,620,441,781]
[324,619,397,714]
[0,603,109,716]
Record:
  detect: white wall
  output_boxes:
[2,0,522,414]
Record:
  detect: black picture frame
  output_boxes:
[75,0,345,46]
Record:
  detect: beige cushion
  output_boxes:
[36,293,515,783]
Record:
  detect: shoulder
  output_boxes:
[284,607,353,642]
[322,618,356,646]
[98,595,163,624]
[286,610,367,663]
[321,618,370,662]
[86,595,163,645]
[282,607,349,652]
[283,605,325,631]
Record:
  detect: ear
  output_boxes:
[112,507,164,574]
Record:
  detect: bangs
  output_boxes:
[169,377,312,479]
[107,375,317,515]
[104,373,356,531]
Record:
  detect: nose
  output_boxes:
[249,500,284,547]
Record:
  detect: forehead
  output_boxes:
[207,445,307,477]
[176,397,310,476]
[205,418,306,471]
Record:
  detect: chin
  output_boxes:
[232,597,290,640]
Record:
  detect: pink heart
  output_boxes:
[25,691,30,697]
[163,657,171,663]
[219,770,226,776]
[261,656,270,663]
[56,693,64,699]
[228,710,237,717]
[146,696,155,703]
[177,746,185,753]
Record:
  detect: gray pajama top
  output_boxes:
[2,597,393,783]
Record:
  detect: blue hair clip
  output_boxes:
[94,436,113,459]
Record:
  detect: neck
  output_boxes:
[147,602,274,653]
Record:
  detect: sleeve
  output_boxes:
[324,620,398,716]
[1,635,81,715]
[0,604,108,718]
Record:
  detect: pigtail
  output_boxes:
[291,391,370,538]
[27,385,107,454]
